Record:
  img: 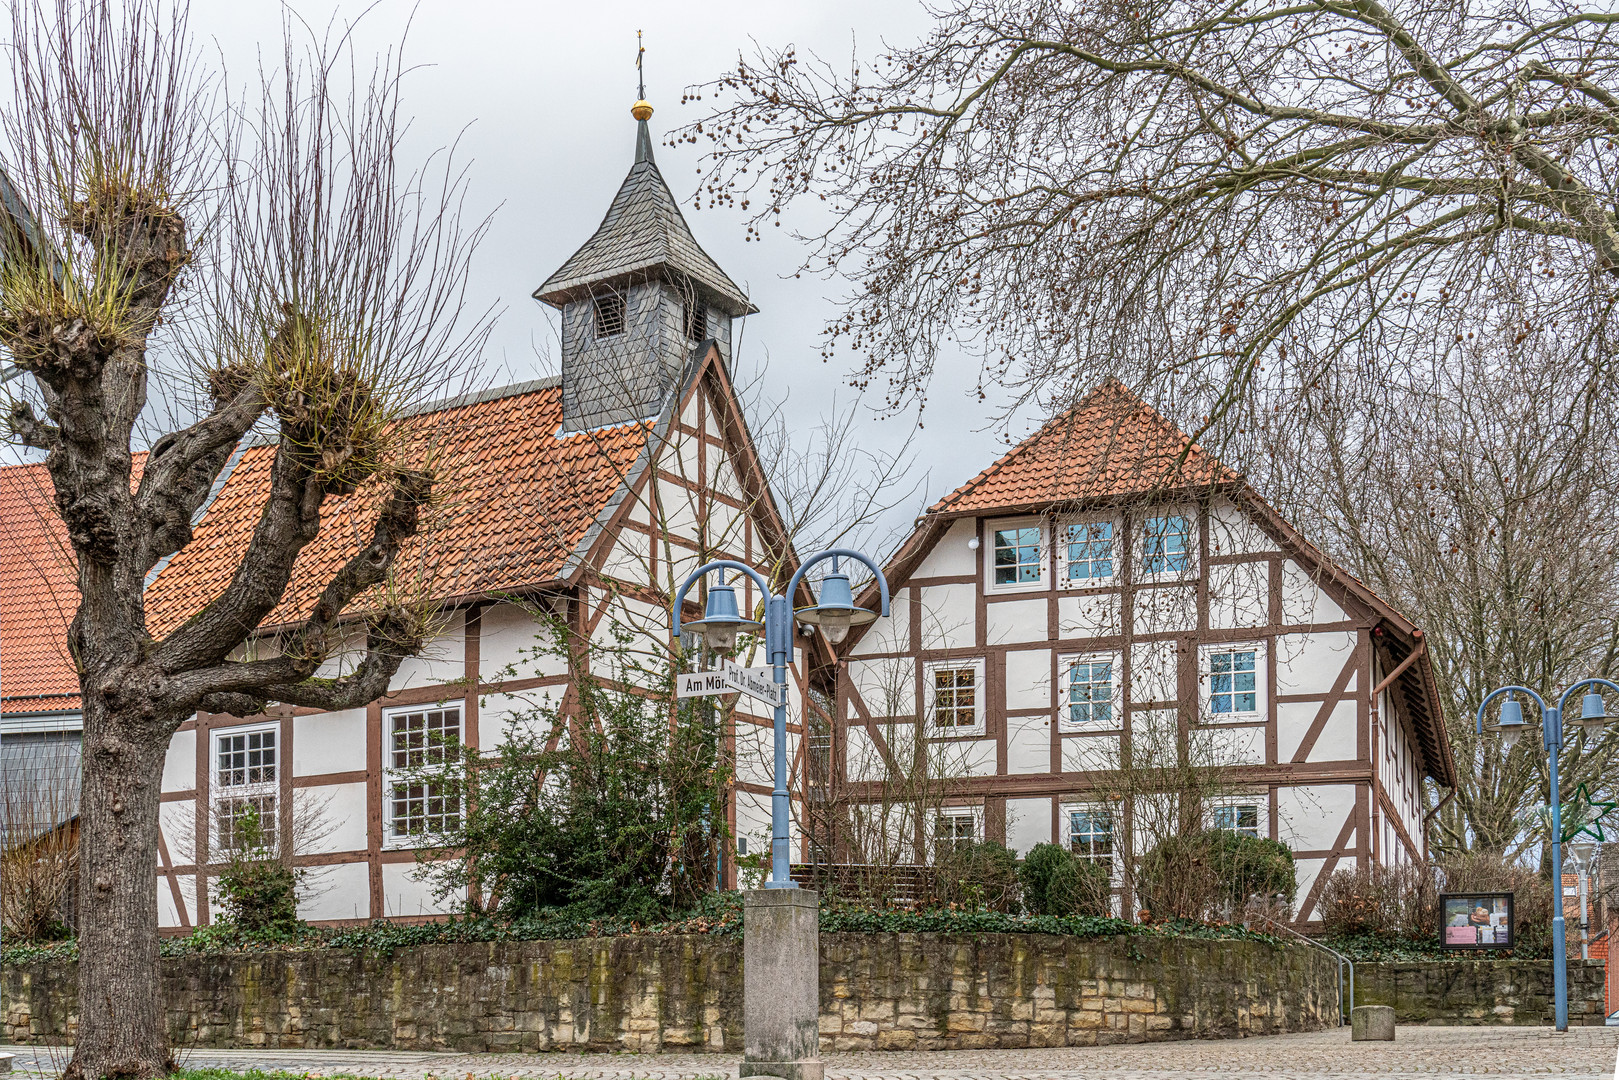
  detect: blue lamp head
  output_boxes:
[1490,698,1527,751]
[794,567,878,646]
[683,580,763,652]
[1577,691,1614,736]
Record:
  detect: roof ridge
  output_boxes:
[930,379,1177,513]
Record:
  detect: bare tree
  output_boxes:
[683,0,1619,429]
[0,2,488,1074]
[1259,343,1619,863]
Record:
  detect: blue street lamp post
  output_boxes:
[674,549,889,888]
[1475,679,1619,1032]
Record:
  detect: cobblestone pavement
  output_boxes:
[5,1027,1618,1080]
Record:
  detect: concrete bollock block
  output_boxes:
[1351,1005,1396,1041]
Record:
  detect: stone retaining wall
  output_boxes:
[1356,959,1607,1026]
[2,933,1337,1052]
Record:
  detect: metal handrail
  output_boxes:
[1249,910,1354,1027]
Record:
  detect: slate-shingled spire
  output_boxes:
[534,56,755,432]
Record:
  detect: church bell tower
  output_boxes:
[533,56,756,432]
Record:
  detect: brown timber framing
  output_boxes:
[825,479,1455,915]
[160,344,829,924]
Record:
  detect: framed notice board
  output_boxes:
[1439,893,1514,950]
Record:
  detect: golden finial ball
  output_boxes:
[631,99,654,121]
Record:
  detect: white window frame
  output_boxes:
[382,703,464,850]
[1208,797,1267,839]
[1139,511,1196,578]
[985,516,1048,593]
[1060,801,1119,880]
[210,721,280,855]
[1057,652,1122,732]
[1055,516,1118,588]
[1200,642,1267,722]
[932,805,982,860]
[924,657,987,736]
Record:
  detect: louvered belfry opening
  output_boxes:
[533,97,756,432]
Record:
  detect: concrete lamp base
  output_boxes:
[1351,1005,1395,1041]
[740,888,824,1080]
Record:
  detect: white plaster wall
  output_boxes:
[1293,857,1327,921]
[845,723,895,783]
[848,656,916,718]
[735,721,774,787]
[857,586,911,655]
[1208,502,1278,556]
[1275,631,1357,696]
[937,737,997,777]
[159,799,195,866]
[1277,783,1357,852]
[162,729,196,792]
[1005,648,1052,710]
[734,790,772,858]
[1208,560,1269,630]
[915,519,978,578]
[987,598,1046,645]
[922,583,977,650]
[1281,560,1349,626]
[1005,797,1053,853]
[1196,724,1265,766]
[1063,733,1118,772]
[390,610,465,691]
[298,861,371,922]
[292,709,368,776]
[600,526,651,584]
[479,689,564,742]
[381,862,457,918]
[295,782,368,855]
[1132,584,1196,636]
[478,603,565,682]
[656,477,700,536]
[1007,714,1050,774]
[1276,699,1357,763]
[1130,640,1178,703]
[1057,593,1122,640]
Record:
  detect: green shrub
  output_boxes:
[212,805,300,934]
[933,840,1021,912]
[1019,842,1110,916]
[1137,829,1295,921]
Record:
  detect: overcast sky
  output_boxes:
[19,1,1050,553]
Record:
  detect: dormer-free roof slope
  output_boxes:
[532,120,756,317]
[0,462,81,715]
[931,378,1237,516]
[144,379,652,636]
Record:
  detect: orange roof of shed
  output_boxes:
[146,379,651,636]
[930,379,1236,515]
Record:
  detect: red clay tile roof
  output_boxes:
[0,462,80,715]
[930,378,1237,515]
[146,379,652,636]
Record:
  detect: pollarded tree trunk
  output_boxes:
[70,695,172,1078]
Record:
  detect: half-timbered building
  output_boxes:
[146,102,812,927]
[828,380,1457,923]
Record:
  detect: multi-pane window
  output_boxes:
[993,525,1043,586]
[1068,808,1114,865]
[386,707,462,842]
[1061,521,1114,582]
[1209,650,1259,715]
[592,291,626,337]
[933,666,979,728]
[1066,659,1113,726]
[1213,803,1262,838]
[213,727,278,854]
[935,812,976,857]
[1141,515,1192,574]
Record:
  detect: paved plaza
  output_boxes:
[6,1027,1619,1080]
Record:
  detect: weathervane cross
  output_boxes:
[637,30,645,100]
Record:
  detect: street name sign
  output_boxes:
[675,660,786,707]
